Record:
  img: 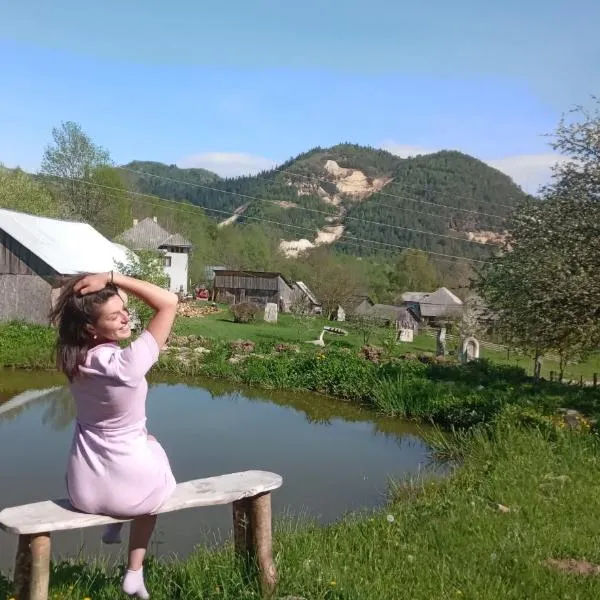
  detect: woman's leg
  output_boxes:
[128,514,156,570]
[122,514,156,599]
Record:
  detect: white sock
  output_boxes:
[101,522,123,545]
[122,566,150,599]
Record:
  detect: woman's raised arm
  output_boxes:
[74,271,179,348]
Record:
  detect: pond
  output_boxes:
[0,370,441,571]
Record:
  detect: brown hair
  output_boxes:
[49,274,121,381]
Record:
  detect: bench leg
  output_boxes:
[30,533,51,600]
[250,492,277,596]
[233,494,278,595]
[13,534,32,600]
[233,498,254,557]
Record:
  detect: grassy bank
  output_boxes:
[3,320,600,429]
[3,320,600,598]
[4,312,600,380]
[3,419,600,599]
[174,307,600,381]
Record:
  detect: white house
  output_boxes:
[117,217,192,293]
[0,208,134,324]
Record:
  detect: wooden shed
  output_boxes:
[212,270,295,312]
[0,208,133,324]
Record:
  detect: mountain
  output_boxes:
[122,144,531,263]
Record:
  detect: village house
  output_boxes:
[291,281,322,315]
[0,208,133,325]
[351,297,420,332]
[401,286,464,323]
[367,304,420,331]
[352,296,375,316]
[117,217,192,294]
[212,270,295,311]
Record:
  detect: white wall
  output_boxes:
[163,251,189,293]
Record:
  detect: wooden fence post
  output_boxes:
[594,373,598,388]
[549,371,554,382]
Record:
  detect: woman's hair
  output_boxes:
[49,274,120,381]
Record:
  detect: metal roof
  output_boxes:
[117,217,192,250]
[0,208,134,275]
[295,281,320,306]
[402,287,463,318]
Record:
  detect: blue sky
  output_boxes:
[1,0,598,193]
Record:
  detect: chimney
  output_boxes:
[153,216,158,223]
[133,218,138,226]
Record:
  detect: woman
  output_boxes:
[50,270,179,599]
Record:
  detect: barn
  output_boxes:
[0,208,133,324]
[212,270,295,311]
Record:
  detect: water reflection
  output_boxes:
[0,371,430,443]
[0,369,441,572]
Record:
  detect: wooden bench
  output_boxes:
[0,470,283,600]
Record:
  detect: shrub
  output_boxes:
[229,302,259,324]
[0,321,56,368]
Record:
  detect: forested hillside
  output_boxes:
[1,122,533,303]
[124,143,530,263]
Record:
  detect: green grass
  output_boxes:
[4,421,600,599]
[3,308,600,381]
[0,321,56,369]
[175,307,600,381]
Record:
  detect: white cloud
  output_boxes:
[486,154,569,194]
[178,152,277,178]
[379,141,437,158]
[380,140,568,194]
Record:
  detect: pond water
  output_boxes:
[0,370,440,572]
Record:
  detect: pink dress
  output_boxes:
[66,330,176,517]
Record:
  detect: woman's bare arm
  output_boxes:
[74,271,178,348]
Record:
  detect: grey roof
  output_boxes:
[402,291,429,302]
[403,287,463,318]
[117,218,192,250]
[369,304,419,325]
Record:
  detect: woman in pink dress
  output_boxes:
[50,270,179,599]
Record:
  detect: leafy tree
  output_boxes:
[391,249,439,296]
[40,121,125,231]
[114,249,169,329]
[302,248,368,318]
[478,98,600,375]
[0,167,62,217]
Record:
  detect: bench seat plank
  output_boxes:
[0,470,283,535]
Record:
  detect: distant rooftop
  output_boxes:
[117,217,192,250]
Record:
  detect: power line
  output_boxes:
[116,166,502,248]
[103,190,483,267]
[256,169,506,228]
[119,163,508,222]
[43,173,489,265]
[262,166,510,220]
[102,190,459,264]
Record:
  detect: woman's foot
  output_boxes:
[101,522,124,545]
[122,567,150,599]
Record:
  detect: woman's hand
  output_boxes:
[74,272,111,295]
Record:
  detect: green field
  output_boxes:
[175,306,600,382]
